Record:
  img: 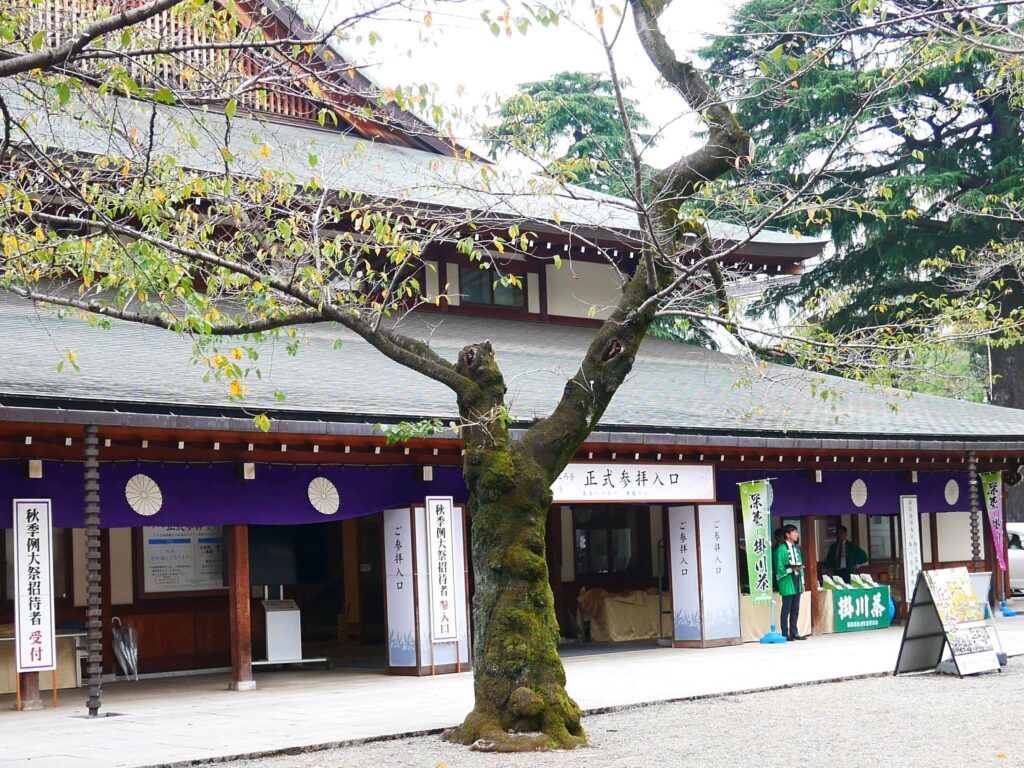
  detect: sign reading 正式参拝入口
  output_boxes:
[738,480,773,605]
[13,499,56,673]
[551,463,714,503]
[833,586,891,632]
[425,496,458,642]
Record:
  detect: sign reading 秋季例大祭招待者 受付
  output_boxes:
[833,586,892,633]
[13,499,56,673]
[425,496,458,642]
[551,463,714,503]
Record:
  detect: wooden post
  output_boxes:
[84,425,103,717]
[227,524,255,691]
[804,515,819,626]
[968,451,982,571]
[15,672,42,711]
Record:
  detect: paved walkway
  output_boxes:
[3,614,1024,768]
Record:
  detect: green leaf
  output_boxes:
[55,81,71,105]
[30,30,44,50]
[153,88,176,105]
[225,98,237,119]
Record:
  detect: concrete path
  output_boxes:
[3,614,1024,768]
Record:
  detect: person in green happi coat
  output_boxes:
[775,524,807,640]
[823,525,868,583]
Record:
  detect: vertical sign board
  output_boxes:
[425,496,458,642]
[667,506,700,643]
[383,508,416,669]
[698,505,741,641]
[13,499,56,672]
[900,496,923,597]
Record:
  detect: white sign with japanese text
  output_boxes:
[383,508,417,668]
[668,506,700,642]
[425,496,458,642]
[142,526,225,593]
[13,499,56,672]
[551,464,714,503]
[698,505,741,641]
[900,496,923,596]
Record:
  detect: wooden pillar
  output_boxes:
[805,515,819,624]
[227,524,255,691]
[83,425,103,717]
[342,518,360,639]
[16,672,42,711]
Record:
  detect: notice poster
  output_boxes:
[698,505,741,640]
[142,526,225,593]
[979,472,1007,572]
[667,506,700,641]
[13,499,56,672]
[425,496,458,642]
[551,463,714,503]
[739,480,774,604]
[900,496,923,593]
[924,568,1000,675]
[383,508,416,668]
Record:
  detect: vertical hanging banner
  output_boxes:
[383,508,416,668]
[667,506,700,642]
[739,480,774,604]
[13,499,56,673]
[979,472,1007,572]
[900,496,923,593]
[425,496,458,641]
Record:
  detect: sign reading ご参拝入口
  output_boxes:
[833,586,891,632]
[551,463,714,503]
[13,499,56,672]
[425,496,458,642]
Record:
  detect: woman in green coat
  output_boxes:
[775,524,806,640]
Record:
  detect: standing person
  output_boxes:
[774,524,806,640]
[823,525,868,583]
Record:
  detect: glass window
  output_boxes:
[459,265,525,308]
[1010,533,1022,551]
[868,516,896,560]
[574,507,644,576]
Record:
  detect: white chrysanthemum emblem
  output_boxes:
[125,473,163,517]
[308,476,340,516]
[944,479,960,506]
[850,478,868,508]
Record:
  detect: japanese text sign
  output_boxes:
[979,472,1007,572]
[739,480,773,604]
[425,496,458,642]
[13,499,56,672]
[551,463,714,503]
[833,586,891,632]
[900,496,923,592]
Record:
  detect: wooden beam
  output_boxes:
[804,515,819,627]
[227,525,255,691]
[83,425,103,717]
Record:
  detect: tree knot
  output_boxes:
[601,338,623,363]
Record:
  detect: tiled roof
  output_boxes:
[2,293,1023,442]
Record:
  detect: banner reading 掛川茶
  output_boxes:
[979,471,1007,572]
[739,480,773,605]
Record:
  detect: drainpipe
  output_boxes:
[84,426,103,717]
[968,451,981,571]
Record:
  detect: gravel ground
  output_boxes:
[215,663,1023,768]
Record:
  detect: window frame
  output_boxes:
[457,264,527,309]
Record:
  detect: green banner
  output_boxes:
[739,479,773,605]
[833,586,891,632]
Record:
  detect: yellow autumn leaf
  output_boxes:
[66,350,75,364]
[229,379,243,397]
[213,353,227,368]
[260,144,271,159]
[232,347,243,361]
[33,227,44,242]
[424,11,432,26]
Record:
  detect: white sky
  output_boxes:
[303,0,736,167]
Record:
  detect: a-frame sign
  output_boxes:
[895,567,1001,678]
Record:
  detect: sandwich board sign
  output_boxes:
[895,567,1001,678]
